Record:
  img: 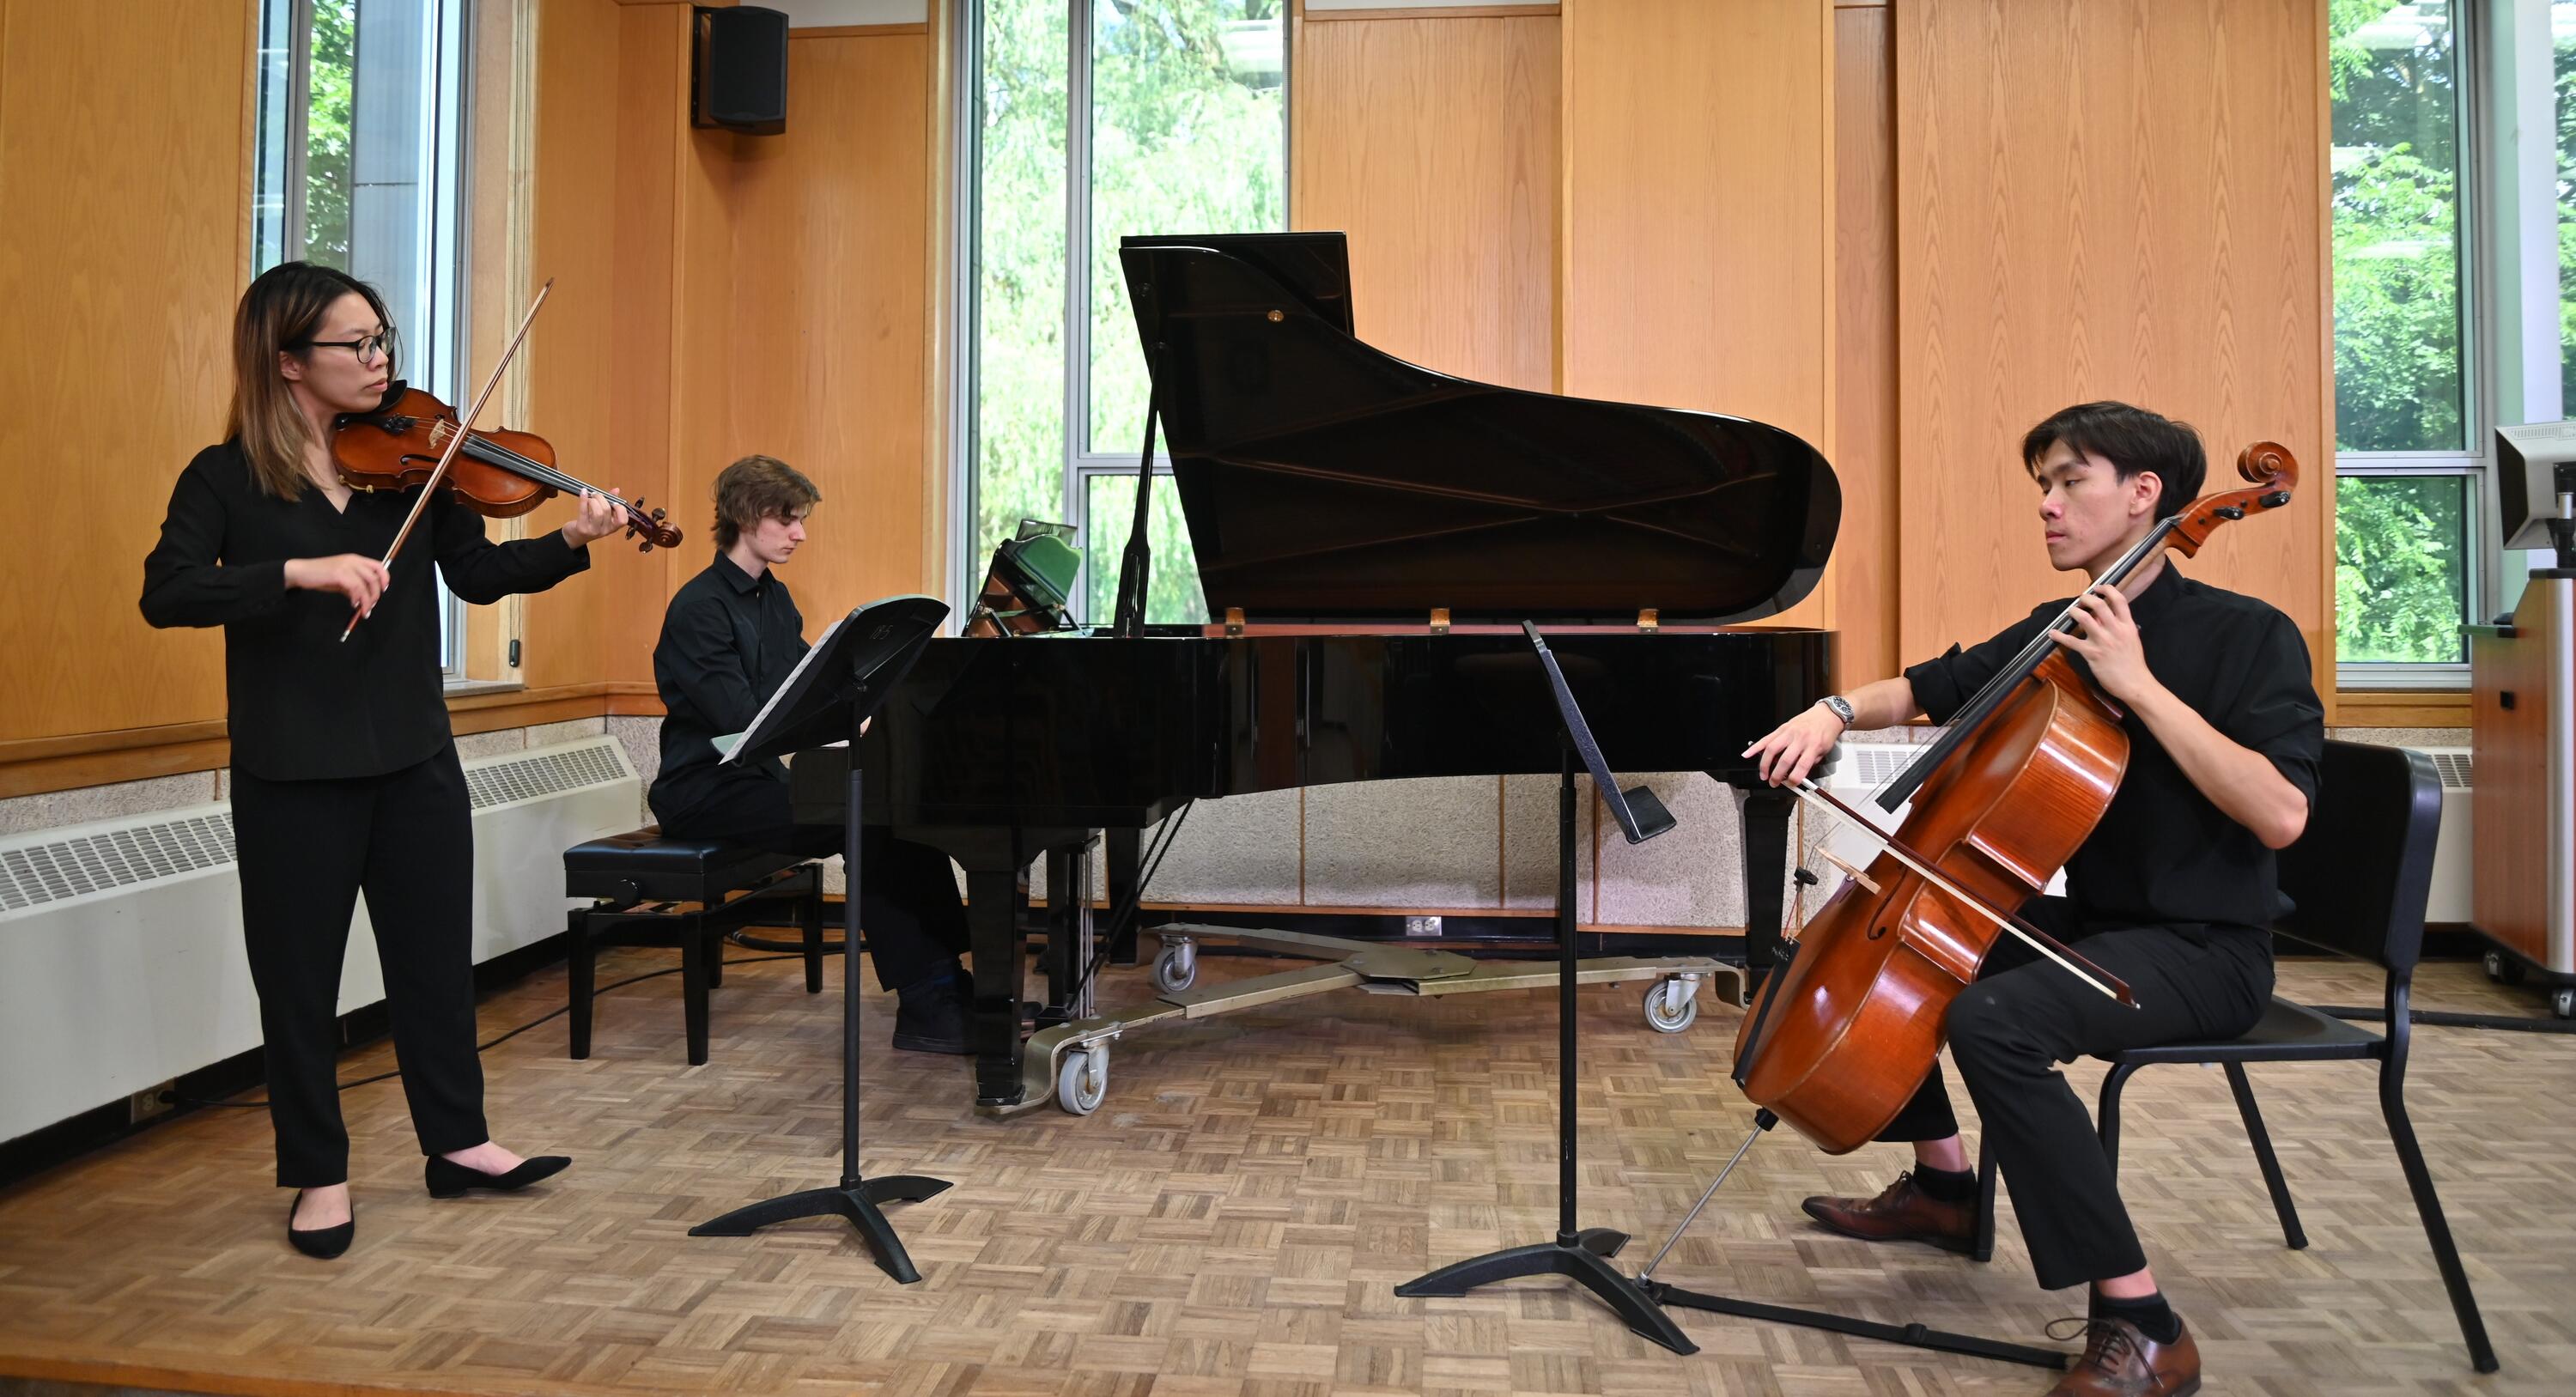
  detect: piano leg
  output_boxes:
[1105,827,1143,967]
[1733,785,1795,985]
[962,865,1031,1108]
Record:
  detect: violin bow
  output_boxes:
[1788,778,2138,1006]
[340,277,556,641]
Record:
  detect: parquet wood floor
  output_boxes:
[0,947,2568,1397]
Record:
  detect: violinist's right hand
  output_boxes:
[286,554,392,617]
[1742,702,1847,787]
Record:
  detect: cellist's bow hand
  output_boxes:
[562,486,626,547]
[1742,700,1848,787]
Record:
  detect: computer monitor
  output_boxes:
[2495,421,2576,568]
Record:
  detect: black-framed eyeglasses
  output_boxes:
[299,331,397,367]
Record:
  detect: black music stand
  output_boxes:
[690,595,954,1284]
[1394,622,1698,1354]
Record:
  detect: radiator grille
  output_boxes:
[462,743,630,809]
[1823,742,1918,792]
[0,739,633,916]
[0,815,236,914]
[2428,750,2471,790]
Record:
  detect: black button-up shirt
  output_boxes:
[140,440,593,781]
[651,555,810,818]
[1902,562,2325,932]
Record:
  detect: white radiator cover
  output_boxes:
[0,737,640,1145]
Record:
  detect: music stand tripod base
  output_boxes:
[688,596,955,1284]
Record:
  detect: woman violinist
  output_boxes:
[1741,403,2324,1397]
[140,262,626,1259]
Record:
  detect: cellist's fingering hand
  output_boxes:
[561,487,626,547]
[2050,583,2156,704]
[1742,701,1848,787]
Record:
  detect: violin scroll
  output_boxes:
[624,498,682,551]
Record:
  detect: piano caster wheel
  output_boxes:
[1057,1045,1109,1115]
[1644,977,1699,1034]
[1152,939,1198,994]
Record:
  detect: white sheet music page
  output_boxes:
[718,611,848,763]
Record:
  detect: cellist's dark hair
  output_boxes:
[2020,401,2205,521]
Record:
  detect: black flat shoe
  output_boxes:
[287,1190,353,1259]
[424,1154,572,1199]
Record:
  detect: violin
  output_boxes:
[1732,442,2302,1155]
[329,381,681,550]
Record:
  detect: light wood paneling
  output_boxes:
[1830,1,1897,689]
[1896,0,2330,673]
[720,31,938,618]
[1558,0,1833,629]
[0,0,254,741]
[520,0,629,692]
[1291,9,1558,392]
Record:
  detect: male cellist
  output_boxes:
[1741,401,2324,1397]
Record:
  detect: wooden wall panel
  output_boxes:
[1291,11,1558,392]
[0,0,253,741]
[1831,0,1896,689]
[1559,0,1833,629]
[1896,0,2330,675]
[519,0,629,692]
[721,32,937,621]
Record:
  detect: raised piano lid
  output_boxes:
[1119,232,1842,628]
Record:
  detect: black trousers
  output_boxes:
[653,768,969,993]
[1877,897,2275,1291]
[232,745,489,1188]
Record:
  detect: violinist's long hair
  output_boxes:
[228,262,393,501]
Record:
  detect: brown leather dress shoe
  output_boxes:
[1799,1170,1978,1252]
[2043,1315,2200,1396]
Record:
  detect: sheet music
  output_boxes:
[720,611,848,764]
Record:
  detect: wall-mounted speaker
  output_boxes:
[693,5,788,136]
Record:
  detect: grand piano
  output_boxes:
[795,232,1839,1109]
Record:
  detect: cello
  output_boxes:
[1632,442,2300,1287]
[1740,440,2300,1151]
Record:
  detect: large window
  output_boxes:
[2330,1,2479,677]
[2330,1,2576,683]
[963,0,1288,625]
[253,0,471,671]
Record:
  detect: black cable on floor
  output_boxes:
[168,953,805,1109]
[2316,1005,2576,1035]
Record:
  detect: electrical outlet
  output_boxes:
[129,1080,177,1121]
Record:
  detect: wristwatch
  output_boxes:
[1819,694,1856,728]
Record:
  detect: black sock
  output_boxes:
[1911,1163,1977,1204]
[2093,1289,2181,1345]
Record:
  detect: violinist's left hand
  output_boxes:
[562,487,625,548]
[2050,582,2159,705]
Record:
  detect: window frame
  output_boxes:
[951,0,1292,622]
[253,0,476,679]
[2332,0,2576,689]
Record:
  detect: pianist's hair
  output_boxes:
[2020,402,2206,521]
[228,261,397,501]
[713,454,823,549]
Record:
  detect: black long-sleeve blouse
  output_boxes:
[141,440,592,781]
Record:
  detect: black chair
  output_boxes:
[563,826,829,1066]
[1970,740,2496,1372]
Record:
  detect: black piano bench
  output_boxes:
[562,827,828,1066]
